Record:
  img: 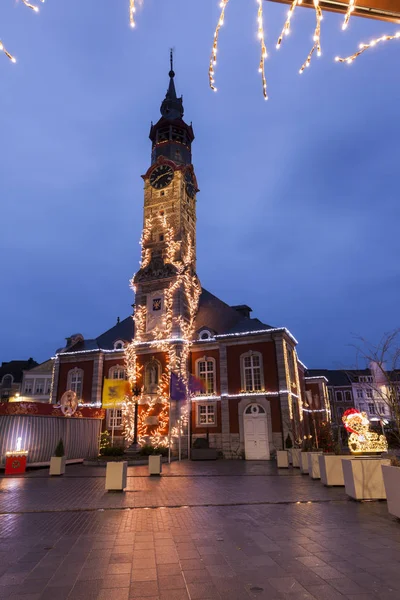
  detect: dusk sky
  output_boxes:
[1,0,399,369]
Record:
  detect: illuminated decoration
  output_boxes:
[16,437,22,452]
[209,0,268,98]
[276,0,322,74]
[123,212,201,448]
[59,390,78,417]
[129,0,136,28]
[342,0,356,30]
[214,327,298,344]
[209,0,230,93]
[293,349,304,422]
[342,408,388,454]
[335,31,400,64]
[0,40,16,63]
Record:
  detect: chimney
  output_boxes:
[231,305,252,319]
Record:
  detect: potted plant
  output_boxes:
[191,437,217,461]
[382,455,400,518]
[49,438,66,476]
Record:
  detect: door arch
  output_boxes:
[244,403,270,460]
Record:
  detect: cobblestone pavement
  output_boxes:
[1,461,400,600]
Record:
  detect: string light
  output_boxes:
[209,0,230,93]
[21,0,44,13]
[299,0,322,74]
[129,0,136,28]
[342,408,388,453]
[0,40,16,63]
[335,31,400,64]
[257,0,268,100]
[276,0,302,50]
[342,0,356,30]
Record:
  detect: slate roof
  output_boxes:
[23,359,54,374]
[0,359,38,383]
[194,288,273,336]
[306,369,352,387]
[60,288,274,354]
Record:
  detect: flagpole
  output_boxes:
[168,375,171,464]
[187,394,191,461]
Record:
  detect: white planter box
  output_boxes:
[292,449,301,468]
[287,449,293,465]
[105,461,127,491]
[300,452,309,474]
[319,454,353,486]
[49,456,66,476]
[342,457,390,500]
[277,450,289,468]
[148,454,162,475]
[382,465,400,518]
[308,452,322,479]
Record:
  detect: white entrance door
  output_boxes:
[244,404,270,460]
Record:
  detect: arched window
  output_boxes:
[1,374,13,388]
[241,351,264,392]
[67,367,83,400]
[145,359,161,393]
[109,365,126,380]
[245,403,266,415]
[114,340,124,350]
[198,329,213,341]
[196,357,216,394]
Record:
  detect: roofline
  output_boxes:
[214,327,298,344]
[305,375,329,383]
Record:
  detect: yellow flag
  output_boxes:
[102,379,130,409]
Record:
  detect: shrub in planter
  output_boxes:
[50,438,66,476]
[101,446,124,457]
[193,437,209,449]
[285,434,293,449]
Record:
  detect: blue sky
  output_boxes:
[1,0,399,369]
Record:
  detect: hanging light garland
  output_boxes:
[335,31,400,64]
[129,0,136,28]
[342,0,356,30]
[209,0,268,98]
[277,0,323,74]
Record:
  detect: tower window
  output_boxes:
[160,191,165,196]
[159,234,164,242]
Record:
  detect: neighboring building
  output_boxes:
[349,368,391,423]
[0,359,38,401]
[50,63,314,460]
[306,369,354,426]
[20,359,54,403]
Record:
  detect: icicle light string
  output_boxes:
[257,0,268,99]
[0,40,16,63]
[335,31,400,63]
[209,0,230,93]
[342,0,356,30]
[129,0,136,28]
[276,0,302,49]
[299,0,322,74]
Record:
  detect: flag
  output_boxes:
[189,374,206,395]
[102,379,130,409]
[170,372,186,401]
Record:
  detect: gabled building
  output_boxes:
[50,61,312,459]
[0,359,38,401]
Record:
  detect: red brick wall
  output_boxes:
[190,349,220,395]
[226,342,278,395]
[57,359,94,404]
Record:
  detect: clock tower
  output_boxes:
[133,54,199,342]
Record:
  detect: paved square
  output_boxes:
[1,461,400,599]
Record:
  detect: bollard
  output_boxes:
[105,461,127,491]
[148,454,162,476]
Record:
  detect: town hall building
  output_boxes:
[50,60,330,459]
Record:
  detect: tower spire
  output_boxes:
[160,50,183,120]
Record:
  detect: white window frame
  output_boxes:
[107,409,123,429]
[195,357,216,395]
[241,351,264,392]
[45,379,52,394]
[24,379,34,394]
[35,379,45,394]
[67,367,84,400]
[198,329,213,341]
[366,389,373,399]
[356,388,363,399]
[109,365,126,380]
[368,403,376,414]
[344,390,352,402]
[196,403,217,426]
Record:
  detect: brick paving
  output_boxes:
[0,461,400,600]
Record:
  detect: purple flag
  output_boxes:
[189,374,206,395]
[170,372,186,401]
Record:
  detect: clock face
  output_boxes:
[184,169,196,199]
[150,165,174,190]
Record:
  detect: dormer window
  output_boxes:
[114,340,124,350]
[199,329,213,341]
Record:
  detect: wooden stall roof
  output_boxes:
[267,0,400,23]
